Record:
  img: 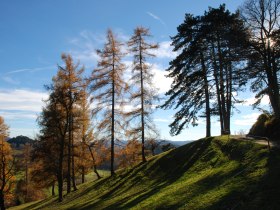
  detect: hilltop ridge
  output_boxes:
[10,136,280,210]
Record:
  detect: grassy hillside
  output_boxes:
[10,136,280,210]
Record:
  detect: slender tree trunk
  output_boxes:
[52,181,55,196]
[226,62,232,134]
[217,39,227,134]
[139,38,146,162]
[71,153,77,191]
[67,116,71,193]
[58,143,64,202]
[93,165,101,179]
[0,190,5,210]
[111,64,115,176]
[71,118,77,191]
[211,43,224,134]
[87,145,101,179]
[200,52,211,137]
[81,167,85,183]
[81,140,85,183]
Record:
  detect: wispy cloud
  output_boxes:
[0,89,48,112]
[147,12,166,26]
[68,29,130,66]
[2,76,20,85]
[234,113,260,126]
[0,111,37,120]
[0,89,48,137]
[5,65,55,75]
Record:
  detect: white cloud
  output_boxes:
[243,95,270,106]
[234,113,260,126]
[153,41,177,59]
[154,118,170,123]
[236,95,270,107]
[0,111,37,120]
[0,89,48,112]
[147,12,166,26]
[151,64,172,94]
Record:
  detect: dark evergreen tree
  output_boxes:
[160,14,212,136]
[203,5,250,134]
[161,5,250,136]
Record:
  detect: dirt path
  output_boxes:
[231,135,279,148]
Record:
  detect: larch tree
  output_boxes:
[30,136,58,196]
[241,0,280,118]
[127,26,159,162]
[37,53,84,201]
[0,116,14,210]
[37,91,68,202]
[77,84,101,182]
[89,29,127,176]
[56,54,84,192]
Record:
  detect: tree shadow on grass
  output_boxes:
[201,147,280,210]
[75,138,213,210]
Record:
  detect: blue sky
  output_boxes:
[0,0,270,140]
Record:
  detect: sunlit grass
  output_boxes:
[9,135,280,210]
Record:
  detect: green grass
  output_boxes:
[9,136,280,210]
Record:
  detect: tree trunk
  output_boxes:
[225,62,232,134]
[139,38,146,162]
[58,138,64,202]
[93,165,101,179]
[66,114,71,193]
[200,52,211,137]
[87,144,101,179]
[0,191,5,210]
[111,64,115,176]
[71,118,77,191]
[52,181,55,196]
[217,39,227,135]
[71,153,77,191]
[271,51,280,118]
[211,43,224,134]
[81,167,85,183]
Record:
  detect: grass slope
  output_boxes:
[10,136,280,210]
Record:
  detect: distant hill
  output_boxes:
[11,135,280,210]
[164,140,193,147]
[8,135,34,148]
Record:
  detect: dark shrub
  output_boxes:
[265,117,280,141]
[248,114,270,137]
